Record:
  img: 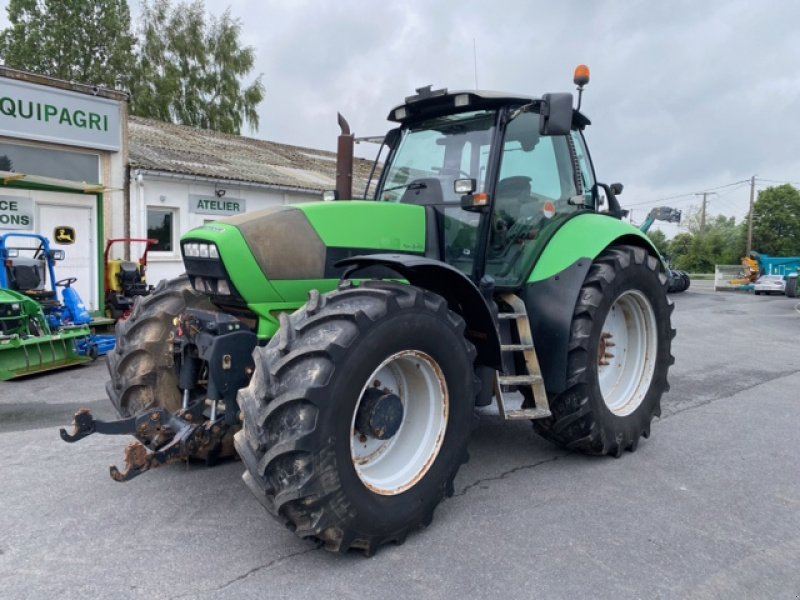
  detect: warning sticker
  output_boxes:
[543,201,556,219]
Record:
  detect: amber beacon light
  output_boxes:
[573,64,590,109]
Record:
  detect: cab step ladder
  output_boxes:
[494,293,552,420]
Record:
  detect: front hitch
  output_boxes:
[60,407,225,482]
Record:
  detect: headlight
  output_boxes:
[183,241,220,259]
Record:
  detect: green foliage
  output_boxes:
[668,214,745,272]
[0,0,264,135]
[0,0,134,88]
[750,184,800,256]
[129,0,265,134]
[646,229,669,255]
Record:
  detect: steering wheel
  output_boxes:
[56,277,77,288]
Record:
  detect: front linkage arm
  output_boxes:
[60,406,227,482]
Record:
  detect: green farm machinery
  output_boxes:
[62,66,674,555]
[0,233,93,380]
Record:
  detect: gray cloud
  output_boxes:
[5,0,799,227]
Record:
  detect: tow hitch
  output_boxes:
[60,406,231,481]
[60,307,256,482]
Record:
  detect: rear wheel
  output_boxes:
[105,275,235,458]
[235,281,476,555]
[785,276,798,298]
[533,245,674,456]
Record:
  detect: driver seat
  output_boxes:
[10,263,59,307]
[495,176,532,222]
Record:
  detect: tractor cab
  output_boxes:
[372,87,604,289]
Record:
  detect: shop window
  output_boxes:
[147,208,176,252]
[0,142,99,183]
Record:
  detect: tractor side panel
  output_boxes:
[525,213,661,394]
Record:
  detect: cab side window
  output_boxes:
[487,112,580,286]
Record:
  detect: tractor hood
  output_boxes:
[225,201,426,281]
[180,201,426,337]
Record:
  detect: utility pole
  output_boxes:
[694,192,717,235]
[746,175,756,255]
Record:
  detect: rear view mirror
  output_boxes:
[454,178,476,195]
[539,93,573,136]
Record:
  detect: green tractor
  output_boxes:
[62,67,674,555]
[1,233,93,380]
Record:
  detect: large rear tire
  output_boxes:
[533,245,675,456]
[235,281,476,555]
[105,275,235,457]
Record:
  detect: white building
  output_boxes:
[0,66,128,311]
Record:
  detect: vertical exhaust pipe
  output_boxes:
[335,113,354,200]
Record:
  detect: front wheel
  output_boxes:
[533,245,675,456]
[235,281,476,555]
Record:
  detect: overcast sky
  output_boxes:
[4,0,800,234]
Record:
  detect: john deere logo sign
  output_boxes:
[0,195,33,230]
[0,78,121,151]
[189,194,246,216]
[54,226,76,244]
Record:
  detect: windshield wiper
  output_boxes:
[381,181,428,194]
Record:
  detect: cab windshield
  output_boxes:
[376,110,496,277]
[377,110,496,204]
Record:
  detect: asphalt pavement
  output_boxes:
[1,280,799,599]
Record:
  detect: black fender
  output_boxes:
[337,254,501,370]
[522,258,592,395]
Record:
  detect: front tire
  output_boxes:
[533,245,675,456]
[235,281,476,555]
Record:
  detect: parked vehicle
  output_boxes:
[0,233,93,379]
[104,238,156,319]
[753,274,786,295]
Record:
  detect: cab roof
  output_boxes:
[387,86,591,129]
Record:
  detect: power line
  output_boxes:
[624,179,749,208]
[754,177,800,186]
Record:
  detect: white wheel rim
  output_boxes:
[597,290,658,416]
[350,350,448,496]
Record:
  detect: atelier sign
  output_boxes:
[189,194,246,216]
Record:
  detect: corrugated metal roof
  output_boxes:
[128,115,377,195]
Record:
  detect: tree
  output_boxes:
[749,184,800,256]
[668,215,745,272]
[129,0,265,134]
[646,229,669,256]
[0,0,134,88]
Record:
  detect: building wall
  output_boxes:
[0,69,127,311]
[129,170,321,285]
